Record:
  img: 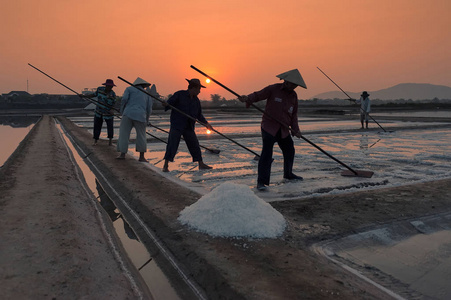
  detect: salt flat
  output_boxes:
[70,110,451,202]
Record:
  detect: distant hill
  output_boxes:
[311,83,451,100]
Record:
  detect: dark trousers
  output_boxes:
[93,115,114,140]
[258,128,295,185]
[164,126,202,162]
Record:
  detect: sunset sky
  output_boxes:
[1,0,450,100]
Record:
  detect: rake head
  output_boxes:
[341,169,374,178]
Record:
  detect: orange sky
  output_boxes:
[1,0,450,100]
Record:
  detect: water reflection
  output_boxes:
[0,115,40,128]
[96,179,138,241]
[359,134,369,150]
[369,138,381,148]
[57,121,182,299]
[359,135,381,150]
[94,178,180,299]
[336,230,451,299]
[0,116,39,167]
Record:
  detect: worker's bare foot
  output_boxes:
[138,152,148,162]
[162,160,170,172]
[199,161,213,170]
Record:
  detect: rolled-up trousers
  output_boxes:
[258,128,295,185]
[116,115,147,153]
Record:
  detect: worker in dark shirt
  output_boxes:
[85,79,117,146]
[239,69,307,191]
[162,78,213,172]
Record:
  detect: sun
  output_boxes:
[205,78,211,84]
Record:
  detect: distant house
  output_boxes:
[3,91,31,98]
[0,90,89,108]
[82,88,96,96]
[1,91,32,104]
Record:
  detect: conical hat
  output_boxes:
[133,77,151,87]
[148,84,160,97]
[276,69,307,89]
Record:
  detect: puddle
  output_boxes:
[318,214,451,299]
[56,123,181,300]
[341,231,451,299]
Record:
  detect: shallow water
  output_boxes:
[0,116,40,166]
[56,123,181,300]
[130,129,451,202]
[69,111,451,201]
[371,110,451,118]
[330,223,451,299]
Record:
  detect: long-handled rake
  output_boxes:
[117,76,261,158]
[190,65,374,178]
[317,67,392,133]
[27,63,220,153]
[149,123,220,154]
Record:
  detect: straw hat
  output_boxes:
[276,69,307,89]
[185,78,206,88]
[133,77,151,87]
[102,79,116,86]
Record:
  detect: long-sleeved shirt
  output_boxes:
[121,86,153,123]
[165,90,208,131]
[247,83,300,138]
[94,86,116,119]
[356,96,371,113]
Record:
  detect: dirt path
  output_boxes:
[0,116,150,299]
[2,115,451,299]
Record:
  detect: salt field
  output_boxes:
[68,109,451,298]
[2,110,451,299]
[69,110,451,202]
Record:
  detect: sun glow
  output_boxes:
[206,129,212,134]
[206,78,211,84]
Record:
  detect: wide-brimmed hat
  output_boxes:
[186,78,206,88]
[361,91,370,97]
[276,69,307,89]
[102,79,116,87]
[133,77,151,87]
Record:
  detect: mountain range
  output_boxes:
[311,83,451,100]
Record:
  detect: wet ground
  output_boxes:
[2,109,451,299]
[69,109,451,299]
[70,110,451,202]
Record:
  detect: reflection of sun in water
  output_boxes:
[206,78,211,84]
[206,129,212,134]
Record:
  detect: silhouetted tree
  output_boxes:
[210,94,221,103]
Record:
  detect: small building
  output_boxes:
[3,91,32,98]
[1,91,32,104]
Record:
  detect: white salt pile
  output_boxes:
[178,182,286,238]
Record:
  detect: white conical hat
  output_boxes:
[276,69,307,89]
[133,77,151,87]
